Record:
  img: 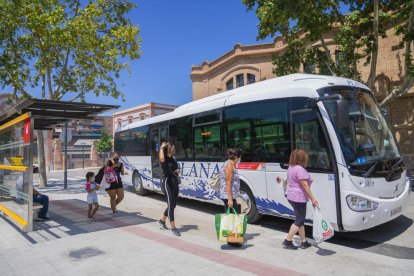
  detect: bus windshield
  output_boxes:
[318,86,402,175]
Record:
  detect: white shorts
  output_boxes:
[87,193,99,204]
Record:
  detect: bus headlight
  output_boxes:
[346,195,379,212]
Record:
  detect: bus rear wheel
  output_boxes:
[239,183,262,224]
[132,171,148,196]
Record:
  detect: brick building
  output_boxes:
[190,27,414,171]
[112,102,177,135]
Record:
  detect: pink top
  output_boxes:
[287,165,313,203]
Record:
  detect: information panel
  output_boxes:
[0,113,33,232]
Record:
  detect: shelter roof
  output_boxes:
[0,99,119,130]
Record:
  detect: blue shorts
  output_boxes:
[87,192,98,205]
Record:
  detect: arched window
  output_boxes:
[226,79,234,91]
[128,116,133,124]
[236,74,244,87]
[247,73,256,84]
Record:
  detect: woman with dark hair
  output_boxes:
[219,147,242,246]
[106,153,128,216]
[283,149,319,250]
[158,141,181,236]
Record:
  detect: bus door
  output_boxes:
[289,109,338,226]
[150,125,168,190]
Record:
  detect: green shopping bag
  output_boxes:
[215,208,248,243]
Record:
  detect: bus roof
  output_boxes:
[118,74,369,132]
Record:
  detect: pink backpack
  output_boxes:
[104,166,118,184]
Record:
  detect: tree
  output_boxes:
[0,0,141,187]
[243,0,414,106]
[96,130,113,157]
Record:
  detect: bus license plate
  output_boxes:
[390,206,402,217]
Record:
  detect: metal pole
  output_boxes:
[64,121,68,189]
[82,144,85,169]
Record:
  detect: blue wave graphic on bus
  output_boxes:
[178,177,220,200]
[120,156,136,171]
[255,197,295,217]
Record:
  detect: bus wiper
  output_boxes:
[363,161,379,178]
[390,157,403,171]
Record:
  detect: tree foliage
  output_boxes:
[243,0,414,106]
[0,0,141,102]
[0,0,141,187]
[96,130,113,154]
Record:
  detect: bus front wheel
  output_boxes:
[132,171,148,196]
[239,183,262,224]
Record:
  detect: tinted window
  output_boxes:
[194,124,221,161]
[194,111,221,125]
[292,110,332,171]
[170,116,193,161]
[114,130,131,156]
[224,99,290,163]
[130,126,149,156]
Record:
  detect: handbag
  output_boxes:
[208,173,220,190]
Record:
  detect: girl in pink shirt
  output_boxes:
[283,149,319,250]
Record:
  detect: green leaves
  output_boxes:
[243,0,413,88]
[0,0,141,102]
[96,130,113,154]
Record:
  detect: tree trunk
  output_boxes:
[36,130,47,188]
[367,0,379,90]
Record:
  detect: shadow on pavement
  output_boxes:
[20,198,156,244]
[178,224,199,233]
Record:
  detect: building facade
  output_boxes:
[112,102,177,135]
[190,28,414,172]
[48,116,113,170]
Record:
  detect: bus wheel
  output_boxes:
[239,183,262,224]
[132,171,147,196]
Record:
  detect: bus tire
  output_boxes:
[239,183,262,224]
[132,171,148,196]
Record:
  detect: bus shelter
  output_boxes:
[0,99,118,232]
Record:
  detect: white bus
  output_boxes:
[115,74,411,232]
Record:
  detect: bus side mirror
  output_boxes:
[336,98,349,128]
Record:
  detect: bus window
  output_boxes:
[130,126,149,156]
[224,99,290,163]
[194,124,221,161]
[114,130,131,156]
[292,111,332,171]
[170,116,193,161]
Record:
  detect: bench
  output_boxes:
[32,203,43,220]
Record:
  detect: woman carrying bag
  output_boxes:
[219,147,242,247]
[283,149,319,250]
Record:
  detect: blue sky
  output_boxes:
[85,0,275,113]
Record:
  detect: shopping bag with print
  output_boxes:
[215,208,247,243]
[312,206,334,243]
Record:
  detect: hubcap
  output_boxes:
[238,190,252,215]
[134,174,142,192]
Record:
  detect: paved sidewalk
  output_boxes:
[1,170,414,275]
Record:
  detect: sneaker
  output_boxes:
[158,220,168,230]
[37,216,50,221]
[282,239,298,250]
[301,241,312,249]
[171,228,181,236]
[112,212,118,217]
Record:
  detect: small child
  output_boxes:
[86,171,100,220]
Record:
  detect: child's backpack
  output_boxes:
[104,166,118,184]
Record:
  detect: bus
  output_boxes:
[114,74,411,232]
